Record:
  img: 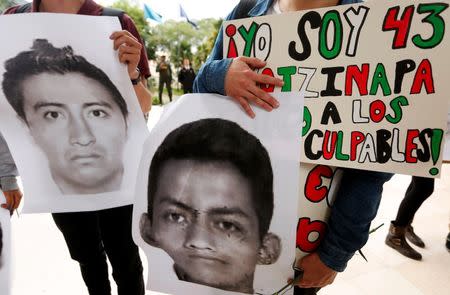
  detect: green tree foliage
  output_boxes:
[149,18,221,69]
[192,18,222,70]
[107,0,222,72]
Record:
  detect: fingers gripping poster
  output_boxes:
[224,0,450,177]
[132,93,303,295]
[0,14,149,213]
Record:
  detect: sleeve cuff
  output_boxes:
[204,58,233,95]
[317,238,355,272]
[0,176,19,191]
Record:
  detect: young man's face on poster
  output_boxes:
[149,159,263,293]
[21,72,127,195]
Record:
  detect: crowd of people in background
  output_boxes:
[155,55,197,104]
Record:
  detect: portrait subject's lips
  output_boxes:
[70,153,102,164]
[188,253,228,265]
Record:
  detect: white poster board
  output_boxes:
[223,0,450,177]
[133,93,302,295]
[0,14,148,213]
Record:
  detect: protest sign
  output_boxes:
[223,0,449,266]
[223,0,450,177]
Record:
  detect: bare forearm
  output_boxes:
[133,78,152,114]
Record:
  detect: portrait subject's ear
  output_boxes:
[139,213,159,247]
[257,232,282,265]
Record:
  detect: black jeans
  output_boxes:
[52,205,144,295]
[158,79,172,103]
[394,176,435,226]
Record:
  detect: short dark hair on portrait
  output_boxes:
[147,118,274,240]
[2,39,128,122]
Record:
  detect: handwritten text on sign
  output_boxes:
[224,0,450,177]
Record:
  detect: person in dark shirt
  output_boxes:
[178,58,196,94]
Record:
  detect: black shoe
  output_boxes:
[386,222,422,260]
[406,225,425,248]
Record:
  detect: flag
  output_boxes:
[179,4,198,29]
[143,3,162,23]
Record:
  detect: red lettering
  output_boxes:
[260,68,275,92]
[345,64,369,96]
[296,218,327,253]
[226,25,238,58]
[382,5,414,49]
[322,131,337,160]
[411,59,434,94]
[304,165,334,203]
[350,131,365,161]
[405,129,419,163]
[369,100,386,123]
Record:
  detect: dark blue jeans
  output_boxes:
[52,205,144,295]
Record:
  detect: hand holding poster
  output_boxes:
[133,93,302,295]
[223,0,450,177]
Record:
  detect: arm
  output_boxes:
[110,30,153,114]
[0,133,22,214]
[133,76,152,115]
[296,169,393,287]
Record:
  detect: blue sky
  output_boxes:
[98,0,240,20]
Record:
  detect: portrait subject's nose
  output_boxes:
[69,115,96,146]
[184,222,216,251]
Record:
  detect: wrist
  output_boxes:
[130,68,141,85]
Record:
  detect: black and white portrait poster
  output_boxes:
[0,194,11,295]
[133,93,303,295]
[0,14,148,213]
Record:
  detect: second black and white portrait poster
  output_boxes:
[133,93,303,295]
[0,14,148,213]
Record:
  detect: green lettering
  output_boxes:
[277,66,296,92]
[336,131,349,160]
[386,95,409,124]
[238,22,259,57]
[319,10,343,60]
[412,3,449,49]
[370,63,392,96]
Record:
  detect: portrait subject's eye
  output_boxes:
[44,111,62,120]
[216,220,242,234]
[164,211,187,225]
[89,109,108,118]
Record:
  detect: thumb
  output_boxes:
[240,56,266,69]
